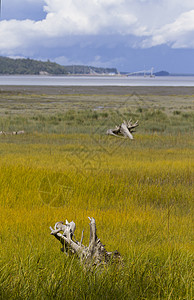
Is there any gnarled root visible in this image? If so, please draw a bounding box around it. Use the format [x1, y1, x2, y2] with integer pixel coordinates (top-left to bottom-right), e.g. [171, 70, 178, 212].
[50, 217, 122, 267]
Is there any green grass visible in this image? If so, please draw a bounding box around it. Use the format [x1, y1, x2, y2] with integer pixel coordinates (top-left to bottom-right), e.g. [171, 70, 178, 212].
[0, 92, 193, 135]
[0, 91, 193, 299]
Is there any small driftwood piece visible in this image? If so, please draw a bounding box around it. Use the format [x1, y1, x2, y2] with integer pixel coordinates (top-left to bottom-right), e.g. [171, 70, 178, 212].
[50, 217, 121, 267]
[0, 131, 6, 135]
[12, 130, 25, 135]
[0, 130, 25, 135]
[107, 120, 139, 139]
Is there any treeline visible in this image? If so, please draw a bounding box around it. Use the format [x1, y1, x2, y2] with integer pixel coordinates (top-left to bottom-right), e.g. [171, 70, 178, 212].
[0, 56, 118, 75]
[0, 57, 67, 75]
[62, 65, 118, 75]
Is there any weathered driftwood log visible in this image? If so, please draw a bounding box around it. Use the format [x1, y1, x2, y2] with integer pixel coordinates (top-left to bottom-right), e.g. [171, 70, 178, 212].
[0, 130, 25, 135]
[107, 119, 139, 139]
[50, 217, 121, 267]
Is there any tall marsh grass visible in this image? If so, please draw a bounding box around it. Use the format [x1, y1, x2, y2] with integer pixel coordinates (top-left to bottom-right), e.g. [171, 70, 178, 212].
[0, 133, 193, 299]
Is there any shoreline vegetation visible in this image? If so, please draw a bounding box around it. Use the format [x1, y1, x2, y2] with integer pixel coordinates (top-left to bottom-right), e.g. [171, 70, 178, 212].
[0, 56, 118, 75]
[0, 86, 193, 299]
[0, 56, 174, 76]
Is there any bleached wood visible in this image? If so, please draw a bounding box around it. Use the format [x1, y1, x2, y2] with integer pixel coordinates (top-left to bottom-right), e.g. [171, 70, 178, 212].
[50, 217, 122, 267]
[0, 130, 25, 135]
[107, 119, 139, 139]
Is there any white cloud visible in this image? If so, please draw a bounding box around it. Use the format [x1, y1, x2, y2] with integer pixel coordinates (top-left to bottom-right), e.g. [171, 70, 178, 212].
[1, 0, 194, 57]
[0, 19, 36, 49]
[41, 0, 140, 36]
[142, 10, 194, 48]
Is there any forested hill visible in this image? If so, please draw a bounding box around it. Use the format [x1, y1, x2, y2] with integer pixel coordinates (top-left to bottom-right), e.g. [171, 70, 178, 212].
[0, 56, 118, 75]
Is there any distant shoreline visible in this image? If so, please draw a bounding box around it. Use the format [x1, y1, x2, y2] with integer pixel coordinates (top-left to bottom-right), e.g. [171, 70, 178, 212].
[1, 73, 194, 77]
[1, 85, 194, 96]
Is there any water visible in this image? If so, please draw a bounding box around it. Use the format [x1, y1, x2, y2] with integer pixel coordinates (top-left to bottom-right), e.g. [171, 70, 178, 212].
[0, 75, 194, 86]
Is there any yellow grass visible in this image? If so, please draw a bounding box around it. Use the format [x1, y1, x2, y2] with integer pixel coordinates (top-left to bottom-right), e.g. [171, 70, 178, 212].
[0, 133, 193, 299]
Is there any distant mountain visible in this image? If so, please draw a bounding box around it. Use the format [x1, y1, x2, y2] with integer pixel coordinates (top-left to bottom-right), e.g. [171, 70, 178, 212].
[0, 56, 118, 75]
[154, 70, 169, 76]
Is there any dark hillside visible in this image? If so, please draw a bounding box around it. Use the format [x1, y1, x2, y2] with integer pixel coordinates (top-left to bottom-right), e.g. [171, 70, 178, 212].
[0, 56, 118, 75]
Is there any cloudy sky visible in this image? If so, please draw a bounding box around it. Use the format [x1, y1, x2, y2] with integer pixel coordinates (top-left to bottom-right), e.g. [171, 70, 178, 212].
[1, 0, 194, 73]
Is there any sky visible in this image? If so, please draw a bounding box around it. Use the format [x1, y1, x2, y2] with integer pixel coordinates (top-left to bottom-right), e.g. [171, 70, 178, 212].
[1, 0, 194, 73]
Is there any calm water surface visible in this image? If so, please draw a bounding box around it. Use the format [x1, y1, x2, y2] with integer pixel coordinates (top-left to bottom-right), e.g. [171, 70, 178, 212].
[1, 75, 194, 86]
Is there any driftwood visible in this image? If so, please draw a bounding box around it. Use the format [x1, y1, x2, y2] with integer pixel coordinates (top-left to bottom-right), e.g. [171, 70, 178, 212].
[0, 130, 25, 135]
[107, 120, 139, 139]
[50, 217, 121, 267]
[0, 131, 6, 135]
[12, 130, 25, 135]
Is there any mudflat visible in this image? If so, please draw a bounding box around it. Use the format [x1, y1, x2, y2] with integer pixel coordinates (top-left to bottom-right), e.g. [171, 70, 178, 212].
[1, 85, 194, 95]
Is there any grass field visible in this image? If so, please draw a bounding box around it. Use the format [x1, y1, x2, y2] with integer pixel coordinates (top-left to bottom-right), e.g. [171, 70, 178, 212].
[0, 88, 193, 299]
